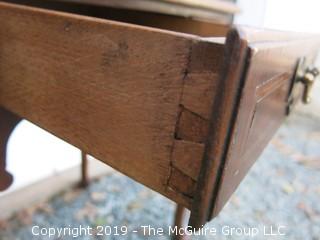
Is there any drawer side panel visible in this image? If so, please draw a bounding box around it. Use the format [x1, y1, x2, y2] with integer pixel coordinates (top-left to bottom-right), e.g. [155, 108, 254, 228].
[0, 2, 196, 206]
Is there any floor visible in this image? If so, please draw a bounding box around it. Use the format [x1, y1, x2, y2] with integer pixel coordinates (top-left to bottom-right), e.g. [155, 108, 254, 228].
[0, 109, 319, 240]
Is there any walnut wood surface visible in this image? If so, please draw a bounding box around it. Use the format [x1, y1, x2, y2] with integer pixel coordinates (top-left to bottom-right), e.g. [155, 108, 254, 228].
[0, 1, 319, 230]
[0, 2, 223, 208]
[190, 27, 320, 228]
[173, 204, 191, 240]
[212, 30, 320, 217]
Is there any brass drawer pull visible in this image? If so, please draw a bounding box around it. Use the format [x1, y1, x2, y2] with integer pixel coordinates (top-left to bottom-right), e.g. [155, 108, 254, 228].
[300, 67, 319, 104]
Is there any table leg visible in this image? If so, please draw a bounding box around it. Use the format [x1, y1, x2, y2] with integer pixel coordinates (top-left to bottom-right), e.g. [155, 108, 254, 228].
[0, 107, 21, 191]
[172, 204, 191, 240]
[80, 151, 89, 187]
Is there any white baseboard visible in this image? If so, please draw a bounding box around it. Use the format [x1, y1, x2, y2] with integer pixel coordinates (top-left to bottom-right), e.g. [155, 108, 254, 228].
[0, 158, 113, 220]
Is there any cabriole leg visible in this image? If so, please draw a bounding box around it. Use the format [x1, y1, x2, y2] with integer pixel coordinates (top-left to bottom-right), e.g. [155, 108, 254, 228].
[0, 107, 21, 191]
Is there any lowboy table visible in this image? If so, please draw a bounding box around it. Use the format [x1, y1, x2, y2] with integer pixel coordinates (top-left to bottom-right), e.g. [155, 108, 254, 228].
[0, 1, 319, 239]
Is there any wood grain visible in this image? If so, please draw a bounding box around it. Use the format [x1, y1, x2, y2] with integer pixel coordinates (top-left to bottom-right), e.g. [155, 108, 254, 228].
[1, 1, 317, 230]
[0, 2, 223, 208]
[190, 26, 320, 228]
[0, 1, 194, 205]
[212, 33, 320, 216]
[167, 40, 224, 201]
[189, 28, 249, 228]
[171, 140, 204, 181]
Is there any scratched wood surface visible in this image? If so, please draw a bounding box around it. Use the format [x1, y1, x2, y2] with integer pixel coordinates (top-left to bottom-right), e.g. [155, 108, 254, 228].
[190, 27, 320, 228]
[1, 1, 319, 230]
[0, 2, 224, 208]
[211, 32, 320, 217]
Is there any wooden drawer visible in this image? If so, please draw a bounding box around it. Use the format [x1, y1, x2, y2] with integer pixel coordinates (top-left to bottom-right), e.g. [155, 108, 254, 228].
[0, 1, 319, 228]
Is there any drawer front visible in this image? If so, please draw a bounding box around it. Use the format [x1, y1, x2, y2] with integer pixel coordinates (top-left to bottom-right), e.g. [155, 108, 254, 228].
[214, 36, 320, 215]
[190, 28, 320, 227]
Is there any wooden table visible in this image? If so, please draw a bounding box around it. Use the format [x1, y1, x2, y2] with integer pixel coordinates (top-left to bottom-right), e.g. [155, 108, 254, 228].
[0, 1, 319, 238]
